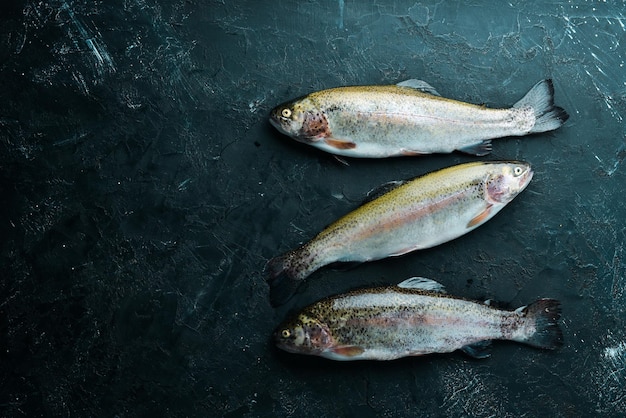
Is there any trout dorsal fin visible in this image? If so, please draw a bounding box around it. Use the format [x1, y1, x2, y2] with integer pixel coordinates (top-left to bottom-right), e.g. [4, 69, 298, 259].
[396, 79, 441, 96]
[397, 277, 446, 293]
[363, 180, 407, 204]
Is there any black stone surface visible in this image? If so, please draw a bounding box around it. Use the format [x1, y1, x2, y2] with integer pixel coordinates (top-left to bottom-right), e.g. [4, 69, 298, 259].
[1, 1, 625, 416]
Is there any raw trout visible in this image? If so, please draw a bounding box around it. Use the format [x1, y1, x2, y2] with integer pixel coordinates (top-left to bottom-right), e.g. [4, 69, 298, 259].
[274, 277, 563, 361]
[266, 161, 533, 305]
[269, 79, 568, 157]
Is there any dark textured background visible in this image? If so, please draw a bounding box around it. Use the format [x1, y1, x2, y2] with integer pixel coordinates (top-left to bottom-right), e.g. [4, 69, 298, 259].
[1, 1, 625, 416]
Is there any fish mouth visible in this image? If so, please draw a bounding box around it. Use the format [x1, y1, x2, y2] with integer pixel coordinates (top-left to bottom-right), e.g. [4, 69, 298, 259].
[269, 110, 298, 139]
[268, 116, 316, 144]
[272, 326, 305, 353]
[273, 330, 293, 352]
[275, 342, 302, 354]
[273, 334, 311, 355]
[268, 115, 283, 131]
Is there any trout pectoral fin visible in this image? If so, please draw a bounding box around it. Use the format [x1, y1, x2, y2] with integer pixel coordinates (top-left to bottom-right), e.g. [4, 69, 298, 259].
[324, 137, 357, 150]
[467, 205, 493, 228]
[401, 149, 429, 156]
[329, 345, 365, 358]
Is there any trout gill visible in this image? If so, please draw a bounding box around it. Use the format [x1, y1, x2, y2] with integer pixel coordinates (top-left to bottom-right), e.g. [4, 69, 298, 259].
[274, 277, 563, 361]
[266, 161, 533, 306]
[270, 79, 568, 157]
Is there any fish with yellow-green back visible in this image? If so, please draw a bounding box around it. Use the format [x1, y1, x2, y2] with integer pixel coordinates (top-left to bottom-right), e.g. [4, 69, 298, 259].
[274, 277, 563, 361]
[266, 161, 533, 306]
[270, 79, 568, 157]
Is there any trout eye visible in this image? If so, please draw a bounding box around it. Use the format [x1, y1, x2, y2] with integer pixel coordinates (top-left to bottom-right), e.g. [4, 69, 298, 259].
[281, 329, 291, 339]
[281, 108, 292, 119]
[514, 166, 523, 176]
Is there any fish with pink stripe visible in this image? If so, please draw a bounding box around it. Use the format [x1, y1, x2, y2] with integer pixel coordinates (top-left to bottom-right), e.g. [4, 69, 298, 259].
[274, 277, 563, 361]
[266, 161, 533, 305]
[270, 79, 568, 158]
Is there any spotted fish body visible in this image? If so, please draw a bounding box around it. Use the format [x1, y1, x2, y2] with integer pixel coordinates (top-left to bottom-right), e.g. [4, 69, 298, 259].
[266, 161, 533, 306]
[274, 277, 563, 361]
[269, 79, 568, 157]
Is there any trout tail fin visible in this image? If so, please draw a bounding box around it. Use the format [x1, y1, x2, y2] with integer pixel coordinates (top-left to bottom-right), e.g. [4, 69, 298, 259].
[265, 251, 301, 307]
[513, 79, 569, 133]
[517, 298, 563, 350]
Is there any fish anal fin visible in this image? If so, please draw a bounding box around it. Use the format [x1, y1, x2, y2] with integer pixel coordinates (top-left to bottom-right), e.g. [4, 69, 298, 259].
[467, 205, 493, 228]
[458, 140, 492, 156]
[327, 261, 362, 271]
[325, 138, 357, 150]
[461, 340, 492, 359]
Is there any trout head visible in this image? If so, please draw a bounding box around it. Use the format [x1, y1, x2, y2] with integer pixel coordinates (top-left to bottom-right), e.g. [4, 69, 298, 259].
[485, 162, 534, 204]
[270, 98, 330, 143]
[274, 313, 332, 356]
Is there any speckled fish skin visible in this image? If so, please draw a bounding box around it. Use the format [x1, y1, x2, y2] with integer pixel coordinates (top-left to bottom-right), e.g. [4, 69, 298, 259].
[266, 161, 533, 306]
[274, 278, 563, 361]
[269, 79, 569, 157]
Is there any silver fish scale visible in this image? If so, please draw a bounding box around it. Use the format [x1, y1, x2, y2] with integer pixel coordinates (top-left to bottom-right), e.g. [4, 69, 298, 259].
[311, 289, 511, 355]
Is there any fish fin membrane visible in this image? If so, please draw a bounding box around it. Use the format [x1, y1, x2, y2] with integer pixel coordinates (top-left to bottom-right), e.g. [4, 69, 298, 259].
[332, 155, 350, 166]
[458, 139, 492, 156]
[401, 149, 429, 156]
[518, 298, 563, 349]
[397, 277, 446, 293]
[363, 180, 407, 204]
[265, 253, 301, 307]
[467, 204, 493, 228]
[327, 261, 362, 271]
[329, 345, 365, 359]
[461, 340, 492, 359]
[396, 79, 441, 96]
[513, 79, 570, 133]
[324, 137, 357, 150]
